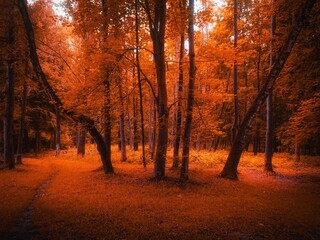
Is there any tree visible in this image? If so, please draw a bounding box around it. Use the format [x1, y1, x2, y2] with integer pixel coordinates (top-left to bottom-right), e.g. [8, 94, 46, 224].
[55, 105, 61, 156]
[142, 0, 168, 180]
[135, 0, 146, 167]
[4, 0, 15, 169]
[220, 0, 317, 179]
[77, 123, 86, 157]
[231, 0, 239, 143]
[16, 80, 27, 164]
[172, 0, 187, 168]
[264, 0, 275, 172]
[17, 0, 114, 174]
[118, 78, 127, 162]
[180, 0, 196, 180]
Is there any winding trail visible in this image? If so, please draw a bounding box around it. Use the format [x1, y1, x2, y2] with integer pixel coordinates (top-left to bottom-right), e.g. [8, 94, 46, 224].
[8, 167, 59, 240]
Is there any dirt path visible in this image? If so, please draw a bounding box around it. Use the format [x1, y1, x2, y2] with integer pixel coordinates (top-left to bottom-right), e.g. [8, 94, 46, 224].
[8, 167, 59, 240]
[1, 153, 319, 239]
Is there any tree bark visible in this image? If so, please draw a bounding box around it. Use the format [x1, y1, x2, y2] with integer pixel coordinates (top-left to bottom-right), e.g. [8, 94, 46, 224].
[133, 96, 139, 151]
[173, 33, 185, 168]
[101, 0, 113, 173]
[181, 0, 196, 180]
[103, 78, 112, 169]
[220, 0, 316, 179]
[148, 97, 153, 151]
[118, 80, 127, 162]
[16, 81, 27, 164]
[135, 0, 146, 167]
[253, 46, 261, 156]
[55, 105, 61, 156]
[128, 110, 134, 150]
[77, 127, 86, 157]
[148, 96, 157, 159]
[18, 0, 114, 173]
[231, 0, 239, 143]
[145, 0, 168, 180]
[265, 0, 276, 172]
[4, 0, 15, 169]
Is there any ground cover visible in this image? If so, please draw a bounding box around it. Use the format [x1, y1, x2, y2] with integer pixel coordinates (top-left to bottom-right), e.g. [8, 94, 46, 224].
[0, 147, 319, 239]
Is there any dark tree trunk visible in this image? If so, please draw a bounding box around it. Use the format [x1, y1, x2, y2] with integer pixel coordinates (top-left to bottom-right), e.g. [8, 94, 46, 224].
[128, 110, 134, 150]
[4, 0, 15, 169]
[254, 45, 261, 156]
[148, 96, 157, 159]
[16, 81, 27, 164]
[181, 0, 196, 180]
[101, 0, 113, 173]
[144, 0, 168, 179]
[173, 33, 185, 168]
[103, 78, 112, 167]
[265, 1, 276, 172]
[77, 128, 86, 157]
[135, 0, 146, 167]
[231, 0, 239, 143]
[265, 88, 274, 170]
[18, 0, 114, 173]
[148, 97, 153, 151]
[55, 105, 61, 156]
[118, 80, 127, 162]
[89, 127, 113, 173]
[133, 96, 139, 151]
[220, 0, 316, 179]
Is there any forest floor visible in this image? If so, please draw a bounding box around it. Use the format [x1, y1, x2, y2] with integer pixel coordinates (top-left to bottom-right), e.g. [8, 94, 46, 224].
[0, 146, 319, 240]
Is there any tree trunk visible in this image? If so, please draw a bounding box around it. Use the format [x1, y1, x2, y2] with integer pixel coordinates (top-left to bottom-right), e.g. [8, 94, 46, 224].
[118, 80, 127, 162]
[149, 96, 157, 159]
[220, 0, 316, 179]
[265, 87, 274, 170]
[133, 96, 139, 151]
[18, 0, 114, 173]
[16, 81, 27, 164]
[145, 0, 168, 180]
[181, 0, 196, 180]
[135, 0, 146, 167]
[148, 97, 153, 151]
[128, 110, 134, 150]
[231, 0, 239, 143]
[55, 105, 61, 156]
[101, 0, 113, 173]
[89, 127, 113, 173]
[77, 126, 86, 157]
[173, 33, 185, 168]
[4, 0, 15, 169]
[152, 98, 157, 160]
[265, 0, 276, 172]
[103, 78, 112, 166]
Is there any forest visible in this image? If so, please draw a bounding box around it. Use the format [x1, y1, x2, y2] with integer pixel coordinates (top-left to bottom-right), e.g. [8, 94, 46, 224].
[0, 0, 319, 239]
